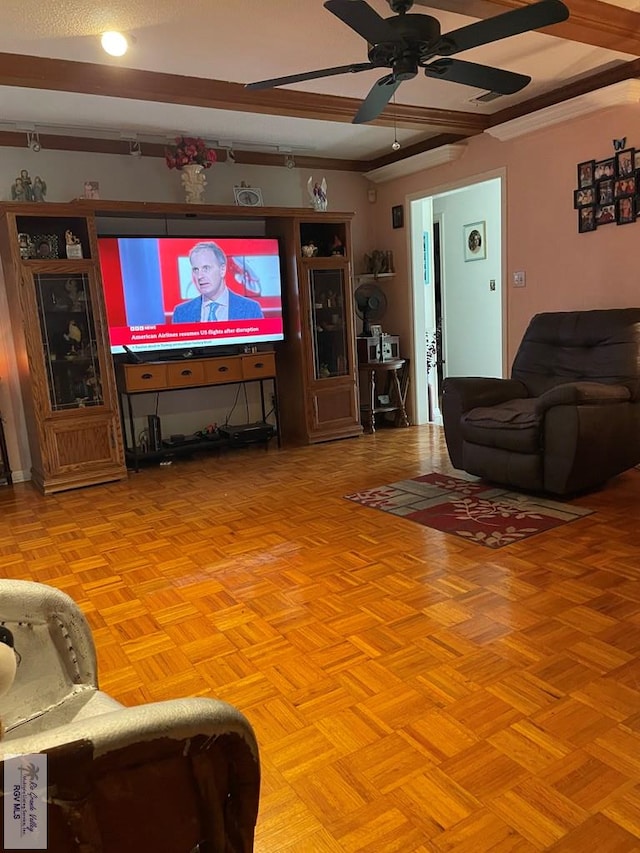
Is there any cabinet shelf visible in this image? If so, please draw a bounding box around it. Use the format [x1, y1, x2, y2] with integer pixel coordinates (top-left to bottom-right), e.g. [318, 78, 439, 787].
[355, 273, 395, 284]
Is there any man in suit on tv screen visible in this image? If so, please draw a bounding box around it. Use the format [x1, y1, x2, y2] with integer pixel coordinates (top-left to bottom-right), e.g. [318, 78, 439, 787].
[172, 241, 263, 323]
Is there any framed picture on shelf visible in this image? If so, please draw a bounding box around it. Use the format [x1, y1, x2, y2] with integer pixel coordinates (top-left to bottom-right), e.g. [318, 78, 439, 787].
[233, 186, 263, 207]
[577, 160, 595, 188]
[578, 206, 596, 233]
[29, 234, 59, 260]
[369, 324, 383, 337]
[463, 221, 486, 261]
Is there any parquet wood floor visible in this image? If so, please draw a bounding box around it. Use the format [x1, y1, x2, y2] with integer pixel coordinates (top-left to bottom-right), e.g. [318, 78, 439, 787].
[1, 426, 640, 851]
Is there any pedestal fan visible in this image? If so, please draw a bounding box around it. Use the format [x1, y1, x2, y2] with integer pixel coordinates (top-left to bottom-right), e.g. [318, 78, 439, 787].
[355, 283, 388, 336]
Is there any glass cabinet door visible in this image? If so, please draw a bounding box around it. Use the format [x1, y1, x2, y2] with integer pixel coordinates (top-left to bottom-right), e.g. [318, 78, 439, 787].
[309, 267, 350, 381]
[34, 272, 105, 411]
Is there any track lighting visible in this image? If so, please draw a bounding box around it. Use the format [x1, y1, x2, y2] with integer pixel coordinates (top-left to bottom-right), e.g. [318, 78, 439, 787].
[26, 131, 41, 152]
[128, 140, 142, 157]
[284, 154, 295, 169]
[227, 148, 236, 164]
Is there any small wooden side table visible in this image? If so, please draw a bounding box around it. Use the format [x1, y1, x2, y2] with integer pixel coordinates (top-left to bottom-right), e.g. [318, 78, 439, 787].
[0, 413, 12, 485]
[358, 358, 410, 434]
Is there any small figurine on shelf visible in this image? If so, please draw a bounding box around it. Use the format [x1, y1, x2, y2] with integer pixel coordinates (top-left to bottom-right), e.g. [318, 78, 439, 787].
[307, 176, 328, 212]
[84, 366, 102, 403]
[32, 176, 47, 202]
[64, 278, 85, 311]
[11, 177, 27, 202]
[301, 242, 318, 258]
[330, 234, 344, 256]
[65, 230, 83, 259]
[63, 320, 83, 356]
[83, 181, 100, 199]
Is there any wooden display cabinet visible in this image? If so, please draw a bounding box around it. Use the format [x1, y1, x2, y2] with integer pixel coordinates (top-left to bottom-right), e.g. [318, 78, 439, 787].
[0, 205, 126, 493]
[271, 215, 362, 444]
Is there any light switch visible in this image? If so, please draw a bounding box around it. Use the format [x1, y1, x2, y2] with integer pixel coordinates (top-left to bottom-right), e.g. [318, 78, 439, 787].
[489, 279, 496, 291]
[513, 271, 526, 288]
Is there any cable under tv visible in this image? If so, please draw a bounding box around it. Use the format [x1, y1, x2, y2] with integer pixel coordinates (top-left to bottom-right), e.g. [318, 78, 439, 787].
[218, 422, 275, 444]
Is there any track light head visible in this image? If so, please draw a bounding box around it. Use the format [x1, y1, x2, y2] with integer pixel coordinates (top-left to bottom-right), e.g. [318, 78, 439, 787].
[26, 131, 41, 152]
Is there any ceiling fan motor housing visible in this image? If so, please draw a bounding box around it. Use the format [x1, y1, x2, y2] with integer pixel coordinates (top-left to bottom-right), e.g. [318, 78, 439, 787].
[368, 14, 442, 72]
[388, 0, 414, 12]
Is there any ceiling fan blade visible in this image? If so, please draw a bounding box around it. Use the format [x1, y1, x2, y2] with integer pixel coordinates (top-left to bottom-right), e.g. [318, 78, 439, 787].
[434, 0, 569, 56]
[353, 74, 401, 124]
[246, 62, 375, 90]
[324, 0, 396, 45]
[425, 58, 530, 94]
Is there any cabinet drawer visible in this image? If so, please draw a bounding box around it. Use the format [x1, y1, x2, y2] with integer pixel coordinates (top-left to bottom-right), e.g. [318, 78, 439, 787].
[203, 358, 243, 385]
[166, 360, 205, 388]
[242, 353, 276, 379]
[122, 364, 168, 392]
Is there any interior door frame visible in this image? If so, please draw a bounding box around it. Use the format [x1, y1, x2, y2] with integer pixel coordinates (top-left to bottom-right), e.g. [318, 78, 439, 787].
[408, 167, 508, 425]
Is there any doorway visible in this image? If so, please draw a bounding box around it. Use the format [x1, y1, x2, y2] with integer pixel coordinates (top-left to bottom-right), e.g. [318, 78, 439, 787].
[410, 174, 505, 425]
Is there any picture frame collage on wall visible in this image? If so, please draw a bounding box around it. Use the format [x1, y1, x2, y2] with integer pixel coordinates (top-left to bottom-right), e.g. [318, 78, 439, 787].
[575, 147, 639, 232]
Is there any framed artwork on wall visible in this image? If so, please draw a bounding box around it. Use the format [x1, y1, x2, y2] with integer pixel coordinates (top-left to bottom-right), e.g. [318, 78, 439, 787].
[391, 205, 404, 229]
[463, 221, 486, 261]
[578, 206, 596, 233]
[577, 160, 595, 188]
[615, 148, 635, 178]
[616, 196, 635, 225]
[574, 187, 596, 208]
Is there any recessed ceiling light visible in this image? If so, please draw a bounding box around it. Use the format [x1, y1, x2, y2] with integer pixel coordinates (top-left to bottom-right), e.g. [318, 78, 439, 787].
[101, 31, 128, 57]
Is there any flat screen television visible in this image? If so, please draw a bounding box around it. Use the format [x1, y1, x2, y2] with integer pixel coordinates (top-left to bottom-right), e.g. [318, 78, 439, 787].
[98, 236, 284, 357]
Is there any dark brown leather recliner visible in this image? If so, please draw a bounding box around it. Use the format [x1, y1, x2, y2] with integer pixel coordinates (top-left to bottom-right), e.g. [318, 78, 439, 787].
[442, 308, 640, 495]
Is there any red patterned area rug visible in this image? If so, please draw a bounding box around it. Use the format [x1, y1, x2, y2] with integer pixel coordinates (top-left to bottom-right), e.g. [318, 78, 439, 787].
[345, 473, 594, 549]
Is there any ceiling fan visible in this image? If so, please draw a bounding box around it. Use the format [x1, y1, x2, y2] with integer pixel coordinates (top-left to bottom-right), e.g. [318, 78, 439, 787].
[246, 0, 569, 124]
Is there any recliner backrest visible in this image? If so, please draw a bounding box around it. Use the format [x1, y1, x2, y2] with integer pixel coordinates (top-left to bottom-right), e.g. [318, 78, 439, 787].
[511, 308, 640, 398]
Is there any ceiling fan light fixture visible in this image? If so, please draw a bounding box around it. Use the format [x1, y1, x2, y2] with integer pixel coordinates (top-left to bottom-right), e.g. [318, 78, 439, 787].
[101, 31, 129, 57]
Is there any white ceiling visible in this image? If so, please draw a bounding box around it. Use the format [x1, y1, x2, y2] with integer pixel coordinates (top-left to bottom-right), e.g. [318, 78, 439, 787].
[0, 0, 636, 161]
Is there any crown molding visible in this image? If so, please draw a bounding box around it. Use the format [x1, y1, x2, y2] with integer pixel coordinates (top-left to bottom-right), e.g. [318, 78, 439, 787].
[486, 79, 640, 141]
[363, 144, 467, 183]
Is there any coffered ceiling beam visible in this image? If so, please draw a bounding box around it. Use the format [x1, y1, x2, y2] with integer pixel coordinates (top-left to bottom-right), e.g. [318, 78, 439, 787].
[413, 0, 640, 55]
[0, 52, 487, 136]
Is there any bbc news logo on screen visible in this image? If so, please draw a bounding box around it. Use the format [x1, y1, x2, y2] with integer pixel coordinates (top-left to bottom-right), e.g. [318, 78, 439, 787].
[3, 754, 47, 849]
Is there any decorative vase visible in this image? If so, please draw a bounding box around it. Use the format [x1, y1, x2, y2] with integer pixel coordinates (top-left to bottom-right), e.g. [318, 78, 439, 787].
[180, 164, 207, 204]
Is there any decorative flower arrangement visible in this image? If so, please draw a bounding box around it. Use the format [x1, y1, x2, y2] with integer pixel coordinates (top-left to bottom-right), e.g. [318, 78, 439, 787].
[165, 136, 217, 170]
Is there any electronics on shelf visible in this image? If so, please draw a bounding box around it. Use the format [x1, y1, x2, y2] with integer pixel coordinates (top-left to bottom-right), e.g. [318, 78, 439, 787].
[98, 236, 285, 360]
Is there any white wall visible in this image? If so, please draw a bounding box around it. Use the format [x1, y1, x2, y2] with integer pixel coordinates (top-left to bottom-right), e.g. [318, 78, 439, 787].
[433, 178, 502, 378]
[0, 146, 373, 481]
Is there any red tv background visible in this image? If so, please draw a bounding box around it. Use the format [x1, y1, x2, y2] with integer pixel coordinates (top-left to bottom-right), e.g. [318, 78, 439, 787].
[98, 236, 284, 352]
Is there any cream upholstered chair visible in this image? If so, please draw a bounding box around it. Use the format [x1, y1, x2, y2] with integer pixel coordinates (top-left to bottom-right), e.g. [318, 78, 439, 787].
[0, 579, 260, 853]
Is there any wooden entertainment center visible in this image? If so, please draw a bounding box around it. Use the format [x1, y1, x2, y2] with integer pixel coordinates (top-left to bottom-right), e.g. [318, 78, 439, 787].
[0, 199, 362, 494]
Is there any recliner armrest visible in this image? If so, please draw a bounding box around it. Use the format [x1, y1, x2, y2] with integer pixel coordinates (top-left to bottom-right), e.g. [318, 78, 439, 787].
[535, 381, 631, 414]
[442, 377, 529, 413]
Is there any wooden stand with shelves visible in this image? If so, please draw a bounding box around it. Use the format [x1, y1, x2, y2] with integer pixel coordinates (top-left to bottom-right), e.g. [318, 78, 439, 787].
[268, 215, 362, 445]
[117, 352, 278, 471]
[0, 204, 126, 494]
